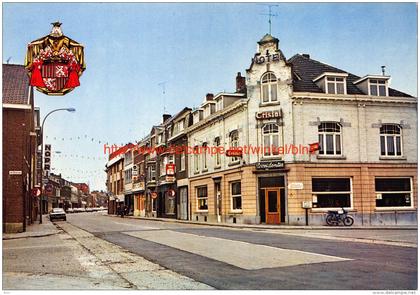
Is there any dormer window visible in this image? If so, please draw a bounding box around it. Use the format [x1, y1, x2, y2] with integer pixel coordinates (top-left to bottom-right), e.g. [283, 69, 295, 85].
[261, 72, 277, 103]
[326, 77, 345, 94]
[216, 98, 223, 112]
[354, 75, 389, 97]
[369, 79, 387, 96]
[313, 72, 348, 95]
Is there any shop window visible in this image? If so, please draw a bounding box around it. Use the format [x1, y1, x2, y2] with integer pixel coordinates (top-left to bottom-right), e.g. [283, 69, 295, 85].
[197, 186, 208, 211]
[312, 178, 352, 208]
[165, 192, 175, 215]
[375, 178, 412, 208]
[231, 181, 242, 210]
[380, 124, 402, 157]
[261, 72, 278, 103]
[262, 123, 279, 157]
[318, 122, 342, 156]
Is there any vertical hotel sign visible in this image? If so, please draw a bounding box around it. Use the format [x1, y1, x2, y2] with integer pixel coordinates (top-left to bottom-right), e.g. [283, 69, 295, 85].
[24, 22, 86, 95]
[44, 144, 51, 174]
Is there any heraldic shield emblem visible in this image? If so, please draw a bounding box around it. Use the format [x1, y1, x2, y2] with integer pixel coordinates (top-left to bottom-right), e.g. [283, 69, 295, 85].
[25, 22, 86, 95]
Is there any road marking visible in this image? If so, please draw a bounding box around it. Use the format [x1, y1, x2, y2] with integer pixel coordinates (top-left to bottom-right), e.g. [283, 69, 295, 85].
[124, 230, 351, 270]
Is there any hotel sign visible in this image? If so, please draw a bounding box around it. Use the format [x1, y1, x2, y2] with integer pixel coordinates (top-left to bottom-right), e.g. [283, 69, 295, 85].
[256, 160, 284, 170]
[255, 110, 282, 120]
[253, 53, 281, 65]
[44, 144, 51, 171]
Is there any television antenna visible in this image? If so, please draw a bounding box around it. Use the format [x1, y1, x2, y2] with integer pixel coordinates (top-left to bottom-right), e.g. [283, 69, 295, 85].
[158, 81, 168, 113]
[259, 4, 279, 35]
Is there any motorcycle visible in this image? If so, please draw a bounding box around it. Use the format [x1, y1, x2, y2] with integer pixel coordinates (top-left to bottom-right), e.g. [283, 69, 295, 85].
[326, 207, 354, 226]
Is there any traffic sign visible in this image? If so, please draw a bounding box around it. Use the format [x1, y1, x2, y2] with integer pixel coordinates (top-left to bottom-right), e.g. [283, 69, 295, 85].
[32, 187, 41, 197]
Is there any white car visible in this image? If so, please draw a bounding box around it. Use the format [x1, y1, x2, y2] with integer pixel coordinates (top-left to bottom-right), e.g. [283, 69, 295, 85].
[49, 208, 66, 221]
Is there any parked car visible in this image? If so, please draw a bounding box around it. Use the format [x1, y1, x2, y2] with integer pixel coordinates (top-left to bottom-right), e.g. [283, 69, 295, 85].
[86, 207, 93, 212]
[67, 208, 74, 214]
[49, 208, 66, 221]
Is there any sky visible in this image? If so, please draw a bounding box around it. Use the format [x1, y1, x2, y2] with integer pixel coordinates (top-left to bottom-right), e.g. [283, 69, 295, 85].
[3, 2, 417, 190]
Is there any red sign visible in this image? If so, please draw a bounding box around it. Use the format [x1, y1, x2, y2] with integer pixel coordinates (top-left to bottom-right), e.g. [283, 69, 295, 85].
[45, 184, 53, 196]
[309, 142, 320, 153]
[151, 192, 158, 199]
[25, 22, 85, 95]
[166, 164, 175, 176]
[32, 187, 41, 197]
[226, 149, 243, 157]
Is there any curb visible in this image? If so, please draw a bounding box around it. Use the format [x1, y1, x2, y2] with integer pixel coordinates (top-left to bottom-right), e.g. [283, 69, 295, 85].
[3, 230, 62, 240]
[106, 214, 418, 230]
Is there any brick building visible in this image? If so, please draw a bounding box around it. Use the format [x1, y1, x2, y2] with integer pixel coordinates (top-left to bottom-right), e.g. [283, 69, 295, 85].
[3, 64, 41, 233]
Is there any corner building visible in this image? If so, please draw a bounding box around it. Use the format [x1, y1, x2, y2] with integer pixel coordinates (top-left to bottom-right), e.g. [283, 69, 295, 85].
[187, 34, 417, 225]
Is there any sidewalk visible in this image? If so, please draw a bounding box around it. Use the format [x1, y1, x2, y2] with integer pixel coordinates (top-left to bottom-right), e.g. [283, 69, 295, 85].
[3, 215, 61, 240]
[119, 215, 417, 230]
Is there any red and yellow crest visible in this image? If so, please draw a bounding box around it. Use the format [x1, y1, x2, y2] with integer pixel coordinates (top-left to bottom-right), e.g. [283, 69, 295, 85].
[25, 22, 86, 95]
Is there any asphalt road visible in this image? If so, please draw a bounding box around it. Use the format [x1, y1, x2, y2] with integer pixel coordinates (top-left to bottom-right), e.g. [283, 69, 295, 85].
[65, 213, 417, 290]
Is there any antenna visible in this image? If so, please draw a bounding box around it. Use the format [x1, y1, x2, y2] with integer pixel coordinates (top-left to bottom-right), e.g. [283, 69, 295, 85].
[259, 4, 279, 35]
[6, 57, 12, 64]
[158, 81, 168, 113]
[381, 65, 386, 76]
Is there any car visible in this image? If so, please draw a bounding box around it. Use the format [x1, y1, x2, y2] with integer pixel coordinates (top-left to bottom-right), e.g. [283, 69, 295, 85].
[67, 208, 74, 213]
[49, 208, 66, 221]
[86, 207, 93, 212]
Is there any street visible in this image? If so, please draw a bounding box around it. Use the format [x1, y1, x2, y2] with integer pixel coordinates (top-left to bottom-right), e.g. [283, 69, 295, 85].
[3, 212, 417, 290]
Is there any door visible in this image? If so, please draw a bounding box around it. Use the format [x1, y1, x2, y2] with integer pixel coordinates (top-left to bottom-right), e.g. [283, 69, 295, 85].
[265, 188, 280, 224]
[215, 182, 221, 222]
[179, 187, 188, 220]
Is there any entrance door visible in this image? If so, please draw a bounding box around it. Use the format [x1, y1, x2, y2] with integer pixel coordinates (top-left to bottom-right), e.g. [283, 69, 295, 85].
[215, 182, 221, 222]
[265, 188, 280, 224]
[179, 187, 188, 220]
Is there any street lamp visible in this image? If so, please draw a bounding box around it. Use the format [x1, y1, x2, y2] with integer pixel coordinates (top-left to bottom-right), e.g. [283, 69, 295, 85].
[39, 108, 76, 224]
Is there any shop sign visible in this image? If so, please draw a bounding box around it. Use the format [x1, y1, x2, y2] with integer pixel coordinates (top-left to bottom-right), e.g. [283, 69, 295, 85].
[151, 192, 158, 199]
[226, 149, 243, 157]
[256, 160, 284, 170]
[302, 201, 313, 209]
[166, 175, 175, 183]
[25, 22, 86, 95]
[288, 182, 304, 190]
[133, 182, 145, 191]
[255, 110, 282, 120]
[166, 164, 175, 176]
[45, 184, 53, 196]
[9, 170, 22, 175]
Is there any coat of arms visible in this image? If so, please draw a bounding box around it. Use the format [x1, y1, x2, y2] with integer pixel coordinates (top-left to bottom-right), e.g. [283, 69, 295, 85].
[25, 22, 86, 95]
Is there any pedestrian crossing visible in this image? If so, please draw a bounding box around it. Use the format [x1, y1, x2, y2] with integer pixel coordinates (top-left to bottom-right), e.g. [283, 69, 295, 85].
[124, 230, 351, 270]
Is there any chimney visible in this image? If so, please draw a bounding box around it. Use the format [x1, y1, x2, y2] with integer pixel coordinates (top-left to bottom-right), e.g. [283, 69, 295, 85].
[236, 72, 246, 94]
[206, 93, 214, 101]
[381, 66, 386, 76]
[302, 54, 310, 59]
[162, 114, 171, 123]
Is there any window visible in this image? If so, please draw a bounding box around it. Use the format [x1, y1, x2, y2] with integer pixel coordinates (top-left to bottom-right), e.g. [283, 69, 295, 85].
[326, 77, 345, 94]
[148, 165, 156, 181]
[125, 169, 132, 183]
[369, 79, 387, 96]
[216, 99, 223, 111]
[318, 122, 342, 156]
[194, 146, 199, 172]
[312, 178, 352, 208]
[229, 130, 240, 163]
[160, 156, 167, 176]
[214, 137, 221, 167]
[202, 142, 208, 170]
[197, 186, 208, 210]
[380, 124, 402, 157]
[231, 182, 242, 210]
[180, 153, 185, 171]
[375, 178, 412, 208]
[261, 72, 278, 103]
[263, 123, 279, 157]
